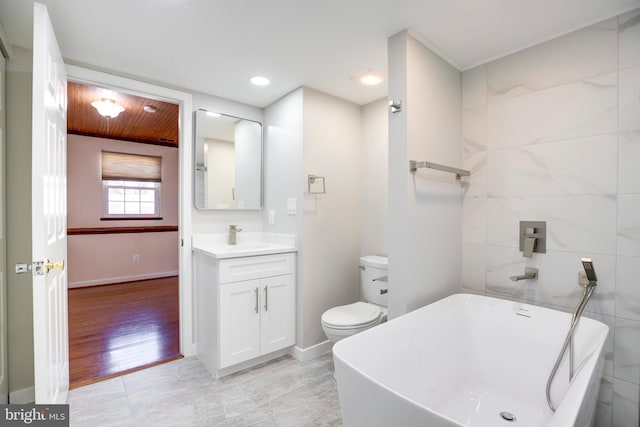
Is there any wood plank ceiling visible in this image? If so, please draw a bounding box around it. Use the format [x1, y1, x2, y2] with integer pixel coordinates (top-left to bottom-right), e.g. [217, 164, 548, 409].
[67, 82, 179, 147]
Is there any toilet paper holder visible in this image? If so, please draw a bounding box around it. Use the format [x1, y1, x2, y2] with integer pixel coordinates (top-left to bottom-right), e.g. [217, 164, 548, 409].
[519, 221, 546, 258]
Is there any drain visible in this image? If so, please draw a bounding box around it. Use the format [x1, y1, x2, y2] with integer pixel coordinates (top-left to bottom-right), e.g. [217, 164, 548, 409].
[500, 411, 517, 422]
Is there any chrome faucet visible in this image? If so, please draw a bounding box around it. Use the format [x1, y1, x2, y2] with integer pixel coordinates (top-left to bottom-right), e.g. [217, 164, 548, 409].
[229, 224, 242, 245]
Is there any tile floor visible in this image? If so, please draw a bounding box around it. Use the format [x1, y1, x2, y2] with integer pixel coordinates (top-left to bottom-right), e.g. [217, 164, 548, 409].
[67, 354, 343, 427]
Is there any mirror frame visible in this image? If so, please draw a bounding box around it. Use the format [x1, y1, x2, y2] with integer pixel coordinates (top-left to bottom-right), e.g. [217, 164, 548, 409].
[193, 109, 263, 210]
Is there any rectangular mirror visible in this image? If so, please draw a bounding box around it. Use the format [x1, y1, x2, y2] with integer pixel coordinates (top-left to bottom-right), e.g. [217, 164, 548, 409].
[194, 109, 262, 210]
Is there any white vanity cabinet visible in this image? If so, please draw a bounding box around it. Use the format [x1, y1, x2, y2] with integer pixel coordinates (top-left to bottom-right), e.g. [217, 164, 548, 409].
[193, 246, 296, 377]
[219, 273, 295, 367]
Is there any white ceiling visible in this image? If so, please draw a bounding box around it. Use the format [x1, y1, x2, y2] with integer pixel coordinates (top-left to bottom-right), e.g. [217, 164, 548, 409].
[0, 0, 638, 108]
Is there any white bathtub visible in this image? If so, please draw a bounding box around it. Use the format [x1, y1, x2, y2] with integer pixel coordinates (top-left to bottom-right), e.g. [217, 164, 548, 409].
[333, 293, 608, 427]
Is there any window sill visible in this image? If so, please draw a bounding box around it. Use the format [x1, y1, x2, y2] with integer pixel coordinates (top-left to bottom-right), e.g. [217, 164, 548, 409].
[100, 217, 163, 221]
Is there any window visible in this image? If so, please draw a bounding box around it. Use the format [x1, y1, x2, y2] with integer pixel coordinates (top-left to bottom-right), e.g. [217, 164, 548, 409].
[103, 180, 160, 216]
[101, 151, 162, 218]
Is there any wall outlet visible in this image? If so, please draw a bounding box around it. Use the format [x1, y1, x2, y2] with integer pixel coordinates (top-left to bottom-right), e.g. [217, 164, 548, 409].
[133, 254, 140, 263]
[268, 209, 276, 225]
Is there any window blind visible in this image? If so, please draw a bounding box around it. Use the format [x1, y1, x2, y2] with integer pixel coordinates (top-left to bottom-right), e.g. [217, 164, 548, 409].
[101, 151, 162, 182]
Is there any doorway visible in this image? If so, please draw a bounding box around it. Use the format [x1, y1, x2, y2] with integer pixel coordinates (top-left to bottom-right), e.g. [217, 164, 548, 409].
[66, 81, 182, 387]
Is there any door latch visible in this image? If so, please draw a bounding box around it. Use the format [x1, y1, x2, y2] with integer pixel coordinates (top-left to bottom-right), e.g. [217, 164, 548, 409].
[15, 259, 64, 276]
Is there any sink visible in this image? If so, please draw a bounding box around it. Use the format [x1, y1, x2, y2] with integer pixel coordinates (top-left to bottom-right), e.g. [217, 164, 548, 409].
[192, 233, 297, 259]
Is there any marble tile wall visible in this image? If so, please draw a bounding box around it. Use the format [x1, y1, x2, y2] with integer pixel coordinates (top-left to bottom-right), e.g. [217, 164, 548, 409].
[461, 8, 640, 427]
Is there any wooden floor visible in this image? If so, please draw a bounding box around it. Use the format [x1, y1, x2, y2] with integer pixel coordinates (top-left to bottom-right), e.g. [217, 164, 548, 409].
[68, 276, 181, 389]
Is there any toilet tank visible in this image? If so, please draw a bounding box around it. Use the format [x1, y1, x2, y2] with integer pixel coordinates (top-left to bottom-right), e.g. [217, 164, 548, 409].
[360, 256, 388, 307]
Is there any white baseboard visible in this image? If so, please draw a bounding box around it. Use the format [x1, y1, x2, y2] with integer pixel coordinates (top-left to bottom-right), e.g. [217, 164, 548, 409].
[10, 386, 34, 404]
[68, 271, 179, 288]
[290, 340, 333, 362]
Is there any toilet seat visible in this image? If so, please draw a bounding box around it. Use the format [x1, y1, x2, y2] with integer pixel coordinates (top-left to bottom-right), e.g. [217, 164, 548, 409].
[321, 302, 381, 329]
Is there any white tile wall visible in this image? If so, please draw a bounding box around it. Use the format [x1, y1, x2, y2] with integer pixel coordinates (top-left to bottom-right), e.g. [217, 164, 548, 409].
[487, 73, 617, 149]
[618, 195, 640, 256]
[618, 9, 640, 70]
[613, 379, 640, 427]
[615, 318, 640, 386]
[487, 135, 617, 197]
[487, 18, 618, 102]
[486, 196, 617, 253]
[616, 256, 640, 321]
[461, 9, 640, 427]
[618, 65, 640, 194]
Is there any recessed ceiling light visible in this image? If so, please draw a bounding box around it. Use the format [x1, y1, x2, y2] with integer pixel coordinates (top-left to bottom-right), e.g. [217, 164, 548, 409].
[143, 105, 157, 113]
[250, 76, 270, 86]
[352, 69, 386, 86]
[206, 111, 221, 117]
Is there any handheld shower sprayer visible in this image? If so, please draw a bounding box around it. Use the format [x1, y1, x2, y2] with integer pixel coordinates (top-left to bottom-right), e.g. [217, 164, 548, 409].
[546, 257, 599, 412]
[581, 258, 597, 284]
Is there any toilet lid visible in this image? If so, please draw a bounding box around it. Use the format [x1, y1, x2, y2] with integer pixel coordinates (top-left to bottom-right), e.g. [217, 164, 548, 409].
[322, 302, 381, 328]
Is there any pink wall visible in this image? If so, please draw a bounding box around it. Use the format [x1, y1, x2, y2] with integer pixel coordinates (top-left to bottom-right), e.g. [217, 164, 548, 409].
[67, 134, 179, 227]
[67, 232, 179, 287]
[67, 134, 179, 286]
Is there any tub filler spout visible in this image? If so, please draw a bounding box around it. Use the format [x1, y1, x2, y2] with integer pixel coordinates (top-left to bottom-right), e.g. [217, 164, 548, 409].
[510, 267, 538, 281]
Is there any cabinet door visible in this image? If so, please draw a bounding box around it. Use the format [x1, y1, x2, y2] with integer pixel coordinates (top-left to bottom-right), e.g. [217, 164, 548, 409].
[219, 280, 261, 368]
[260, 274, 295, 355]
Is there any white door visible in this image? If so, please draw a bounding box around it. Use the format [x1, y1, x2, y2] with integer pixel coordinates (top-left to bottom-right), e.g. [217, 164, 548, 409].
[31, 2, 69, 404]
[219, 280, 260, 368]
[260, 274, 295, 355]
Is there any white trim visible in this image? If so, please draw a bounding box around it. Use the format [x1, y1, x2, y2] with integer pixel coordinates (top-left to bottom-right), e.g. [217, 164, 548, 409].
[68, 271, 179, 288]
[65, 64, 194, 357]
[9, 386, 35, 404]
[289, 340, 333, 362]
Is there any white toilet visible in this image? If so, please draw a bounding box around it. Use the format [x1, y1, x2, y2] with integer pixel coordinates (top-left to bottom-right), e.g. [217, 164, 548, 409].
[321, 255, 388, 343]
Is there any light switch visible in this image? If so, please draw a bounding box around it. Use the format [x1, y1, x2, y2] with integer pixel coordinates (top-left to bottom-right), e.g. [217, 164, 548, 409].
[268, 210, 276, 225]
[287, 198, 297, 215]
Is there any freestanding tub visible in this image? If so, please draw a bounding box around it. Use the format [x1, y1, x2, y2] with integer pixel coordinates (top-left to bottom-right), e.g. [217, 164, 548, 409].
[333, 293, 608, 427]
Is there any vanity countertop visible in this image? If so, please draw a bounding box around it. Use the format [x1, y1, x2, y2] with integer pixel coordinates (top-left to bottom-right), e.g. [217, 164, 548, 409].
[192, 232, 297, 259]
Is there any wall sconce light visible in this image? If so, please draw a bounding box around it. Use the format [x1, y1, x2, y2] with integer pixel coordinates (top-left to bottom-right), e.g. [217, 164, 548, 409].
[91, 98, 125, 118]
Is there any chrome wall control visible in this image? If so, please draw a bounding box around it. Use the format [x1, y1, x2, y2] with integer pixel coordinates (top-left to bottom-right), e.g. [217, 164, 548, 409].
[519, 221, 546, 257]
